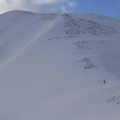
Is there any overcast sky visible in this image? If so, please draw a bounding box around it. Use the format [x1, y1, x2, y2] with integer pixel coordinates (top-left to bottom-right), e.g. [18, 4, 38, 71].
[0, 0, 120, 19]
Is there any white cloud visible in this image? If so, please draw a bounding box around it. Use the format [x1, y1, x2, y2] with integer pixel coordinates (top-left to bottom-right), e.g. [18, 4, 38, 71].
[61, 6, 68, 13]
[0, 0, 6, 4]
[11, 0, 22, 4]
[0, 0, 78, 14]
[33, 0, 65, 4]
[68, 2, 78, 8]
[0, 0, 25, 13]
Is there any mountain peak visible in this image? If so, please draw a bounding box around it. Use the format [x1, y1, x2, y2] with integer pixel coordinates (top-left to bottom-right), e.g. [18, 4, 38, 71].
[0, 10, 120, 120]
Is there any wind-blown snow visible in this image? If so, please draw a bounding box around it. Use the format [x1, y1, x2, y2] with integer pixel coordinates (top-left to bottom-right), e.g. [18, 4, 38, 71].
[0, 10, 120, 120]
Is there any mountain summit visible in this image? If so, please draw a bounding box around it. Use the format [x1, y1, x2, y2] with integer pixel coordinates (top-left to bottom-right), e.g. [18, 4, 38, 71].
[0, 10, 120, 120]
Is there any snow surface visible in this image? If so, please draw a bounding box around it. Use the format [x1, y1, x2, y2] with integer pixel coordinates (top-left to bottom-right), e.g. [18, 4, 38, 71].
[0, 10, 120, 120]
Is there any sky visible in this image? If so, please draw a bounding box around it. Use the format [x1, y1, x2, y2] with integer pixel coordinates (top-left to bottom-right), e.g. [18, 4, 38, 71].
[0, 0, 120, 19]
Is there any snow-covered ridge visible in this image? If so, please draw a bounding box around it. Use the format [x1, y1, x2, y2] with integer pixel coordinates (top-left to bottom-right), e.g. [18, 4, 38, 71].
[62, 14, 117, 35]
[0, 10, 120, 120]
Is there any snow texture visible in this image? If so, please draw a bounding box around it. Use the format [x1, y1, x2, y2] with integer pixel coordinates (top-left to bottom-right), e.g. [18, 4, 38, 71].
[0, 10, 120, 120]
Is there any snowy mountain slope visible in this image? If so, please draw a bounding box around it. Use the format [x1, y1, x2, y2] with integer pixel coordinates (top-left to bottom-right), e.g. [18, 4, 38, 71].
[0, 10, 120, 120]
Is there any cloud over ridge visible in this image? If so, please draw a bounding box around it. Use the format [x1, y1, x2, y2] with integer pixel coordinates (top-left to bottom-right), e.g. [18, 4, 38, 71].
[0, 0, 78, 14]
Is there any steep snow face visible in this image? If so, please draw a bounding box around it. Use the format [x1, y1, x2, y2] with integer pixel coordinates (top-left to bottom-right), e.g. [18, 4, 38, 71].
[0, 11, 59, 67]
[0, 10, 120, 120]
[62, 14, 117, 35]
